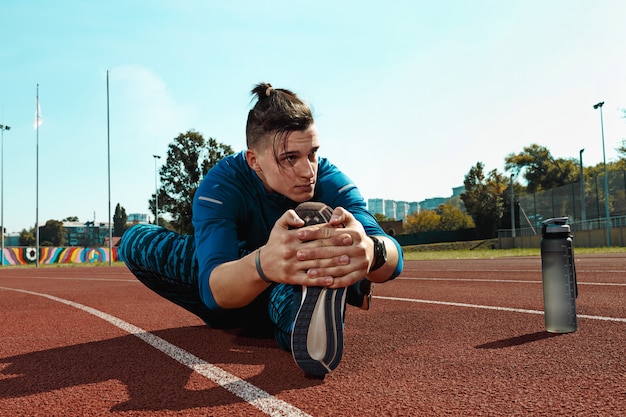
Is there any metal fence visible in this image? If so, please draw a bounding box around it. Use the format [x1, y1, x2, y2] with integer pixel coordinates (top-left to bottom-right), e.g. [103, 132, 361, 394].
[499, 215, 626, 238]
[502, 169, 626, 236]
[496, 168, 626, 244]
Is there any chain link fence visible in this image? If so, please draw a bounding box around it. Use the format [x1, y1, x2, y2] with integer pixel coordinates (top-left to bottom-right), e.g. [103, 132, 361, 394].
[499, 169, 626, 246]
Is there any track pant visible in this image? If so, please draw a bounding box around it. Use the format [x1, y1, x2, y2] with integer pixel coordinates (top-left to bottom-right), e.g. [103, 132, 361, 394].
[118, 223, 298, 350]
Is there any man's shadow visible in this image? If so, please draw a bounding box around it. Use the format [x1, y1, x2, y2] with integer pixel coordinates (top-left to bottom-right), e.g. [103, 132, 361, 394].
[0, 325, 321, 412]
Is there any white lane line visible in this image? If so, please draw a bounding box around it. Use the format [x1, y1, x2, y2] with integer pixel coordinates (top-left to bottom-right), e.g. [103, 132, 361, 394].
[403, 269, 626, 274]
[0, 276, 138, 282]
[374, 296, 626, 323]
[399, 277, 626, 286]
[0, 286, 312, 417]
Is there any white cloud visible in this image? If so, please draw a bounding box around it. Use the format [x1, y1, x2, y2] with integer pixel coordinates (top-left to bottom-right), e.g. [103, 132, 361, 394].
[109, 65, 192, 145]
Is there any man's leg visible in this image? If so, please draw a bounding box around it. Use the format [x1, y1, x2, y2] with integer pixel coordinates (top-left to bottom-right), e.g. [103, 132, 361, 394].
[118, 224, 214, 320]
[268, 284, 300, 351]
[119, 224, 273, 332]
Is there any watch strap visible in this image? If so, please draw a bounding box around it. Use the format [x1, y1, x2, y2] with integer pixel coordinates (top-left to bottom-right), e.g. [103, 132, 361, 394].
[368, 235, 387, 272]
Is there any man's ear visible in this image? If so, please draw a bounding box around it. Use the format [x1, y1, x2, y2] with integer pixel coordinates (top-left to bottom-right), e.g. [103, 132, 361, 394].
[245, 149, 262, 172]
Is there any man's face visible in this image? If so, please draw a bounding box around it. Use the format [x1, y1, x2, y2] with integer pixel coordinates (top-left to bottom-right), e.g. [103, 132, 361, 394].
[246, 124, 319, 203]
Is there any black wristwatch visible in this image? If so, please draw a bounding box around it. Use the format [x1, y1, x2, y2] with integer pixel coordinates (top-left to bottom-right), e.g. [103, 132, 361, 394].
[368, 235, 387, 272]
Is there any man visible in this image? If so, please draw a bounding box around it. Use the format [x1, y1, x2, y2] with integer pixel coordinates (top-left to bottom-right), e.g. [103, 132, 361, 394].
[120, 82, 403, 376]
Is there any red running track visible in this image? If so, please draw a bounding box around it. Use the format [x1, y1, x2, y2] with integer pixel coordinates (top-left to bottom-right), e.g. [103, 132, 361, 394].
[1, 255, 625, 416]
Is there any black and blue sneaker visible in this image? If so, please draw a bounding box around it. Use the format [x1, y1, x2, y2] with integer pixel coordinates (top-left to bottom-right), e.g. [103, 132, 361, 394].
[291, 202, 347, 377]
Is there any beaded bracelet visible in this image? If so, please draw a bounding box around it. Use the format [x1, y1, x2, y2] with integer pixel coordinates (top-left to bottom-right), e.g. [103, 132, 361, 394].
[255, 248, 272, 283]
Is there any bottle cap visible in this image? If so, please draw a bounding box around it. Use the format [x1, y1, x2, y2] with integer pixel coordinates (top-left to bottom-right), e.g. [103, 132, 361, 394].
[542, 217, 570, 234]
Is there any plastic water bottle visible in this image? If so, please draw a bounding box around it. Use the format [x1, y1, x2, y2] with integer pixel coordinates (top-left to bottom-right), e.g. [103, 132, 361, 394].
[541, 217, 578, 333]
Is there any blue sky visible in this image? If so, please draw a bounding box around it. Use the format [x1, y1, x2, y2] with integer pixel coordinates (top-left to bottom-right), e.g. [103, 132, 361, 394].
[1, 0, 625, 234]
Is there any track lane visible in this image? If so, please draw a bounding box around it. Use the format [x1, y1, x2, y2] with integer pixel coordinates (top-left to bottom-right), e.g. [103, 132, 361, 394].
[1, 257, 624, 416]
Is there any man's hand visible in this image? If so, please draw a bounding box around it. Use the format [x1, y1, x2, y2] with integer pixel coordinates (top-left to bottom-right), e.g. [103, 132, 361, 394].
[293, 207, 373, 289]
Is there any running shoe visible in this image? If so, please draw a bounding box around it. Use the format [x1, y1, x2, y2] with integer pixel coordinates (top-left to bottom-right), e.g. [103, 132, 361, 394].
[291, 202, 347, 376]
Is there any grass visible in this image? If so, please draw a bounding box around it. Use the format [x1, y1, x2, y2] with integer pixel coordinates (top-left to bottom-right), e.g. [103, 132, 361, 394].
[2, 242, 624, 267]
[402, 239, 626, 260]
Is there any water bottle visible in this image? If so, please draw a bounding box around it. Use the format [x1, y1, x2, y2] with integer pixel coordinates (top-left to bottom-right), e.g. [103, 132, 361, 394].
[541, 217, 578, 333]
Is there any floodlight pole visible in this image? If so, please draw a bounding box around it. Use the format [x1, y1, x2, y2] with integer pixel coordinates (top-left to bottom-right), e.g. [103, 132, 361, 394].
[510, 174, 515, 238]
[0, 123, 10, 267]
[107, 71, 112, 265]
[593, 101, 610, 247]
[153, 154, 161, 225]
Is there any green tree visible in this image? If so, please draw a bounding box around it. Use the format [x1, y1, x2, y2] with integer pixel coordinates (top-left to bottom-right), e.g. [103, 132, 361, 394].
[403, 204, 474, 233]
[461, 162, 507, 238]
[113, 203, 128, 237]
[373, 213, 388, 222]
[585, 161, 626, 217]
[62, 216, 79, 222]
[437, 203, 475, 231]
[617, 139, 626, 160]
[155, 131, 234, 234]
[19, 228, 35, 246]
[504, 144, 579, 193]
[403, 210, 441, 233]
[445, 195, 467, 212]
[39, 220, 66, 246]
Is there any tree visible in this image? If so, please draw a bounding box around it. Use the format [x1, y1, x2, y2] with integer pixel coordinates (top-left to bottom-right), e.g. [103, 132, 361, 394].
[403, 210, 441, 233]
[62, 216, 79, 222]
[19, 228, 35, 246]
[461, 162, 507, 238]
[113, 203, 128, 237]
[403, 204, 474, 234]
[617, 139, 626, 161]
[39, 220, 66, 246]
[373, 213, 388, 222]
[437, 203, 475, 231]
[155, 130, 234, 234]
[504, 144, 579, 193]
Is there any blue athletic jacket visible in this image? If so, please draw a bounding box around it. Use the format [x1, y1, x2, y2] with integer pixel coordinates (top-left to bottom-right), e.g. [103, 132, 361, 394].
[192, 151, 403, 310]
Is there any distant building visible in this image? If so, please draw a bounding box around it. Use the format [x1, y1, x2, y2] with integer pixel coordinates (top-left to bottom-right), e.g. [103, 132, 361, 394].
[64, 221, 113, 246]
[368, 199, 384, 216]
[384, 200, 397, 220]
[378, 220, 403, 235]
[128, 213, 148, 224]
[408, 201, 420, 215]
[396, 201, 409, 221]
[367, 185, 464, 221]
[419, 197, 446, 211]
[4, 233, 20, 246]
[367, 199, 416, 221]
[452, 185, 465, 197]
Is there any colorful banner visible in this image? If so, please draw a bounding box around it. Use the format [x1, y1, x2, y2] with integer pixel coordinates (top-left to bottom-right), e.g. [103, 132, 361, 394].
[1, 247, 119, 266]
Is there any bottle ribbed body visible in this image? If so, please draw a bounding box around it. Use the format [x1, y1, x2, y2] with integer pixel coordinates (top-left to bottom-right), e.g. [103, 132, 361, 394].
[541, 234, 577, 333]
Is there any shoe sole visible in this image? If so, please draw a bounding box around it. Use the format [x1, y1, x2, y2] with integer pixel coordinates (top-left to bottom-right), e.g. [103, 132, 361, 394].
[290, 202, 346, 376]
[291, 285, 346, 376]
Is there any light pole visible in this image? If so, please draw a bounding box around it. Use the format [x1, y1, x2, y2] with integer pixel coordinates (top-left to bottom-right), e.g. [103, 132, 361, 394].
[593, 101, 611, 247]
[579, 149, 586, 225]
[510, 174, 515, 238]
[0, 124, 10, 267]
[153, 154, 161, 225]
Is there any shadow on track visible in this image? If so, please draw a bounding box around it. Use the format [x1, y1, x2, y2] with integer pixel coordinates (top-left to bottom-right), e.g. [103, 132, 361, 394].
[0, 325, 322, 412]
[475, 331, 563, 349]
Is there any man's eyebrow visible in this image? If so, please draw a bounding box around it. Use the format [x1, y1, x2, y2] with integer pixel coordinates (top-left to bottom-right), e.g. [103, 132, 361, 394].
[279, 146, 319, 157]
[279, 149, 301, 157]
